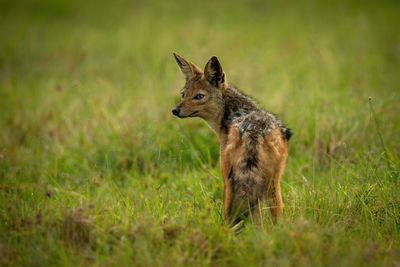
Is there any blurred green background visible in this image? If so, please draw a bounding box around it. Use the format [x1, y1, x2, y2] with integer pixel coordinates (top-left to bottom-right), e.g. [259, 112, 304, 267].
[0, 0, 399, 266]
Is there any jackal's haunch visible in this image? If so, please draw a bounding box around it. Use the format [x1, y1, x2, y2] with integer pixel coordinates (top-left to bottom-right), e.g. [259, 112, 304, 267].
[172, 53, 292, 225]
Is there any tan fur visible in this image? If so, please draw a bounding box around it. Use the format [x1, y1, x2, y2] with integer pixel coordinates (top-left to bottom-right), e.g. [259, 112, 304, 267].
[259, 126, 288, 223]
[220, 126, 243, 223]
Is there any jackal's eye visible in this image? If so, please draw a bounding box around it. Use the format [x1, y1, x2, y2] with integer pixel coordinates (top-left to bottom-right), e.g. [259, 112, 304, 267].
[193, 93, 205, 100]
[181, 92, 184, 98]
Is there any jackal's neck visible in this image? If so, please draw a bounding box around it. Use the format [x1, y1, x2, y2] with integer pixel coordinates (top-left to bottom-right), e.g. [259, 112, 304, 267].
[204, 85, 259, 145]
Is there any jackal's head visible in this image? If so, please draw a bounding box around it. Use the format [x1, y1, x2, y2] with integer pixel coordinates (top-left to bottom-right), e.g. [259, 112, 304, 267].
[172, 53, 227, 120]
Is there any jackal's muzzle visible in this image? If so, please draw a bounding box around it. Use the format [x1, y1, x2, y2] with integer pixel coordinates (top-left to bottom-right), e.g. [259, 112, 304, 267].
[171, 103, 181, 117]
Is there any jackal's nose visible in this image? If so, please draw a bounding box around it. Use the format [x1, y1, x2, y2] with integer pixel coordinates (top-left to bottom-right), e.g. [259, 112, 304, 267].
[172, 107, 180, 116]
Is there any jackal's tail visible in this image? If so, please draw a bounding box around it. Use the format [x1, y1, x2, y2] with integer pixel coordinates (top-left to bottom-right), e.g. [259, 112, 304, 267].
[228, 132, 266, 223]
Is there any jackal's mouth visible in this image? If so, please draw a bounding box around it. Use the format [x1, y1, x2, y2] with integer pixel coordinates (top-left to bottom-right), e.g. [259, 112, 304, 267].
[179, 111, 199, 118]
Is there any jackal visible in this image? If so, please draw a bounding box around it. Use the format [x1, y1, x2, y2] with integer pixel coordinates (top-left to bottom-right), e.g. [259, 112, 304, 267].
[172, 53, 292, 225]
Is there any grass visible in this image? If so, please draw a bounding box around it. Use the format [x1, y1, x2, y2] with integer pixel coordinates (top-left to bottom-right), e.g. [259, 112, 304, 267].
[0, 0, 399, 266]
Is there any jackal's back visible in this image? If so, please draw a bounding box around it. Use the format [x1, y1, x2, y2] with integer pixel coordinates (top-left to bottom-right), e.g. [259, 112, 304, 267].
[220, 86, 292, 142]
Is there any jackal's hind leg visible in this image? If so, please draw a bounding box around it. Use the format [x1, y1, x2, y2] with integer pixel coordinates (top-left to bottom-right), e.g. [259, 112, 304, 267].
[266, 181, 283, 224]
[223, 183, 233, 224]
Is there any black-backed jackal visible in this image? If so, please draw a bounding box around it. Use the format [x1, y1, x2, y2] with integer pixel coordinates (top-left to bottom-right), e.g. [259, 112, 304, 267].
[172, 53, 292, 225]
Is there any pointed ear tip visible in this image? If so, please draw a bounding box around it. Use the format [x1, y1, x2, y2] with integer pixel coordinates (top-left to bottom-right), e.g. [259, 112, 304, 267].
[208, 56, 221, 66]
[173, 52, 183, 59]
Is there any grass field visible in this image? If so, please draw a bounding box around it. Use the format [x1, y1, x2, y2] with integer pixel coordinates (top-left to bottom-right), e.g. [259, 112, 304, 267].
[1, 0, 400, 266]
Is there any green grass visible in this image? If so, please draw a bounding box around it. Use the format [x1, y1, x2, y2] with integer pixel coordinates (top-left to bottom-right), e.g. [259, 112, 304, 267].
[1, 0, 400, 266]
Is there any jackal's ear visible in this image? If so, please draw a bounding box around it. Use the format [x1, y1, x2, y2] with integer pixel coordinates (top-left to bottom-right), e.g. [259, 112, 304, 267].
[173, 52, 202, 80]
[204, 56, 226, 87]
